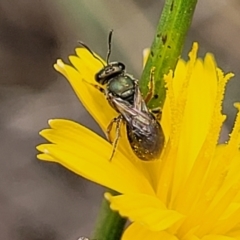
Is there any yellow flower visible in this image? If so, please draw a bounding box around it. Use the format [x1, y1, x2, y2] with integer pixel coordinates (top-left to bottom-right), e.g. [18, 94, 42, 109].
[37, 43, 240, 240]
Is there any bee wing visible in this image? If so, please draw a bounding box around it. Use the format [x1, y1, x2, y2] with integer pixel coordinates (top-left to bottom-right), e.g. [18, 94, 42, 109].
[133, 86, 149, 113]
[112, 97, 137, 116]
[111, 97, 152, 128]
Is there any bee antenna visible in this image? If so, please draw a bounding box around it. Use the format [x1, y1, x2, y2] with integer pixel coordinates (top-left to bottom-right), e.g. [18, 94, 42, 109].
[78, 41, 105, 68]
[106, 29, 113, 64]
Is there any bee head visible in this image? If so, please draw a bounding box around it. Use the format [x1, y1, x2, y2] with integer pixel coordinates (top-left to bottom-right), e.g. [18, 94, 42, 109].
[95, 62, 125, 85]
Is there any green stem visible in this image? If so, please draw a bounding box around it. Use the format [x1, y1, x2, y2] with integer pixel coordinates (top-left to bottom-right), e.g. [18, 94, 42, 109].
[91, 189, 127, 240]
[140, 0, 198, 109]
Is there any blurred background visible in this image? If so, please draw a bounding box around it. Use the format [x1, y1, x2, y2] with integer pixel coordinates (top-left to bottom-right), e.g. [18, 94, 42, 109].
[0, 0, 239, 239]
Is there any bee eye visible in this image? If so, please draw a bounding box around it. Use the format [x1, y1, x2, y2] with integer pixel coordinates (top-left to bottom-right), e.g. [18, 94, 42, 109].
[117, 62, 125, 71]
[105, 67, 114, 74]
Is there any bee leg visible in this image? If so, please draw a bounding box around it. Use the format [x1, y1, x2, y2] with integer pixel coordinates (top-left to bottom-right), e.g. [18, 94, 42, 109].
[92, 84, 105, 94]
[109, 116, 123, 161]
[82, 79, 105, 94]
[144, 66, 156, 104]
[106, 116, 119, 143]
[151, 107, 162, 120]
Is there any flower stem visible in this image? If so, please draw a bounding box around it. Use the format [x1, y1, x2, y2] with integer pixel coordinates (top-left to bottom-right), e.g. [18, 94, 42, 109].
[91, 189, 127, 240]
[140, 0, 198, 110]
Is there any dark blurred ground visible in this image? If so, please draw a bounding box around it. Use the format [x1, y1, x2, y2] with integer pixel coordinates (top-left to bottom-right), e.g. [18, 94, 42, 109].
[0, 0, 239, 239]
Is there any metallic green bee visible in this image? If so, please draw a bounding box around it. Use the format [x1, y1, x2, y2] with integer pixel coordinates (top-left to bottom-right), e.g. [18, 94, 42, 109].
[80, 31, 165, 161]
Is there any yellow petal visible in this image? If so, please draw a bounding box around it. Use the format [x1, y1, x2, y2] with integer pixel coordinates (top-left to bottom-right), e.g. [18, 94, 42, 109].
[143, 48, 150, 68]
[176, 54, 218, 179]
[105, 192, 184, 232]
[184, 235, 200, 240]
[172, 46, 220, 204]
[211, 203, 240, 235]
[122, 222, 178, 240]
[75, 47, 105, 76]
[201, 235, 236, 240]
[157, 43, 199, 203]
[228, 228, 240, 239]
[185, 235, 237, 240]
[171, 70, 232, 213]
[37, 119, 154, 195]
[54, 50, 117, 135]
[37, 153, 55, 161]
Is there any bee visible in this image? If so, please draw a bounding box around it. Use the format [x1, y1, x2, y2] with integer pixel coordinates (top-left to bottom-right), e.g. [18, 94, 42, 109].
[79, 30, 165, 161]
